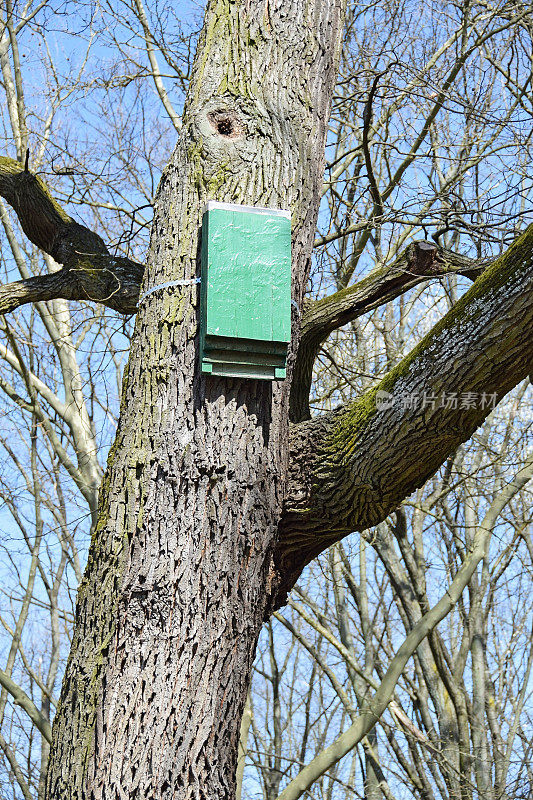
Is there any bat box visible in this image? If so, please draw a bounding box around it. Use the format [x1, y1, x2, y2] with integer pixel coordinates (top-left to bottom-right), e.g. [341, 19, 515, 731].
[200, 201, 291, 380]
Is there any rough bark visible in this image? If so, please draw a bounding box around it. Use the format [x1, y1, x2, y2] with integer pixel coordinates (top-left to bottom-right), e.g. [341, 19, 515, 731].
[276, 225, 533, 600]
[44, 1, 346, 798]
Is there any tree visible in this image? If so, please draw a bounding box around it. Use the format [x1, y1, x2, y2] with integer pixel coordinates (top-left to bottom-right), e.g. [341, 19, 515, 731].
[0, 0, 531, 798]
[253, 416, 532, 799]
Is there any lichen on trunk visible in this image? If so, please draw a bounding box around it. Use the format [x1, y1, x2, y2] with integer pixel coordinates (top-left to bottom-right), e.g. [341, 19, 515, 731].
[44, 1, 347, 798]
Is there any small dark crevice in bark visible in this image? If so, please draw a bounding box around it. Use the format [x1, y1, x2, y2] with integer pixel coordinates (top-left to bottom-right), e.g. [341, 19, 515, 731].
[207, 109, 246, 139]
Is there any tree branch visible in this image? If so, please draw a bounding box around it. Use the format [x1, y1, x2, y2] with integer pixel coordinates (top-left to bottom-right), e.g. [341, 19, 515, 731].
[0, 731, 34, 800]
[290, 239, 489, 421]
[275, 452, 533, 800]
[0, 156, 144, 314]
[0, 666, 52, 743]
[277, 225, 533, 601]
[132, 0, 182, 132]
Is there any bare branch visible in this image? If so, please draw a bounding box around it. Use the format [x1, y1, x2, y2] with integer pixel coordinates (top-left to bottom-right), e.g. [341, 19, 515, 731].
[0, 667, 52, 742]
[276, 452, 533, 800]
[291, 240, 488, 422]
[0, 156, 144, 314]
[279, 225, 533, 598]
[0, 731, 33, 800]
[132, 0, 182, 132]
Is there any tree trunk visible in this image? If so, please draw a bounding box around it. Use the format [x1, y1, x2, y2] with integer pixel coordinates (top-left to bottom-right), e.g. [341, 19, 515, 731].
[45, 1, 346, 798]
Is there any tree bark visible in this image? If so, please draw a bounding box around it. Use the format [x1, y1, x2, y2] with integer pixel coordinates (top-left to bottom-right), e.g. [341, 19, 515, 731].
[277, 225, 533, 599]
[44, 1, 346, 798]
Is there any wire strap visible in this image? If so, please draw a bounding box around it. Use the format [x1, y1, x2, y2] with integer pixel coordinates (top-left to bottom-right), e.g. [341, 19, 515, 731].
[291, 299, 301, 316]
[139, 277, 201, 304]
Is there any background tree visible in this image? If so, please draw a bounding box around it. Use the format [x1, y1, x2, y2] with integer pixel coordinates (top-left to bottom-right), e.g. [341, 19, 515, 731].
[248, 409, 532, 799]
[0, 0, 531, 799]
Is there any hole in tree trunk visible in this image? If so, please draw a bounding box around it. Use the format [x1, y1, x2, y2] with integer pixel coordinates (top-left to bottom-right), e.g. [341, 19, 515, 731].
[207, 110, 245, 139]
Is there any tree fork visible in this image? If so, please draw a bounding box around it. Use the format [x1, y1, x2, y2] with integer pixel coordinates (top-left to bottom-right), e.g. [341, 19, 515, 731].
[44, 1, 347, 798]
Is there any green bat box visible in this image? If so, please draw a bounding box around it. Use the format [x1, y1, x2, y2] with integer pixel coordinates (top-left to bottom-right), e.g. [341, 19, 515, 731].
[200, 201, 292, 380]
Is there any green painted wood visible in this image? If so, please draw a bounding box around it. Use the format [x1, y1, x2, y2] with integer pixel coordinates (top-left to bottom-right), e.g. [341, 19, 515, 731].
[200, 202, 291, 380]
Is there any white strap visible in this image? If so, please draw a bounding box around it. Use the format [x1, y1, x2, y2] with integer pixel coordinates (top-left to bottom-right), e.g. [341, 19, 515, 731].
[139, 277, 201, 304]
